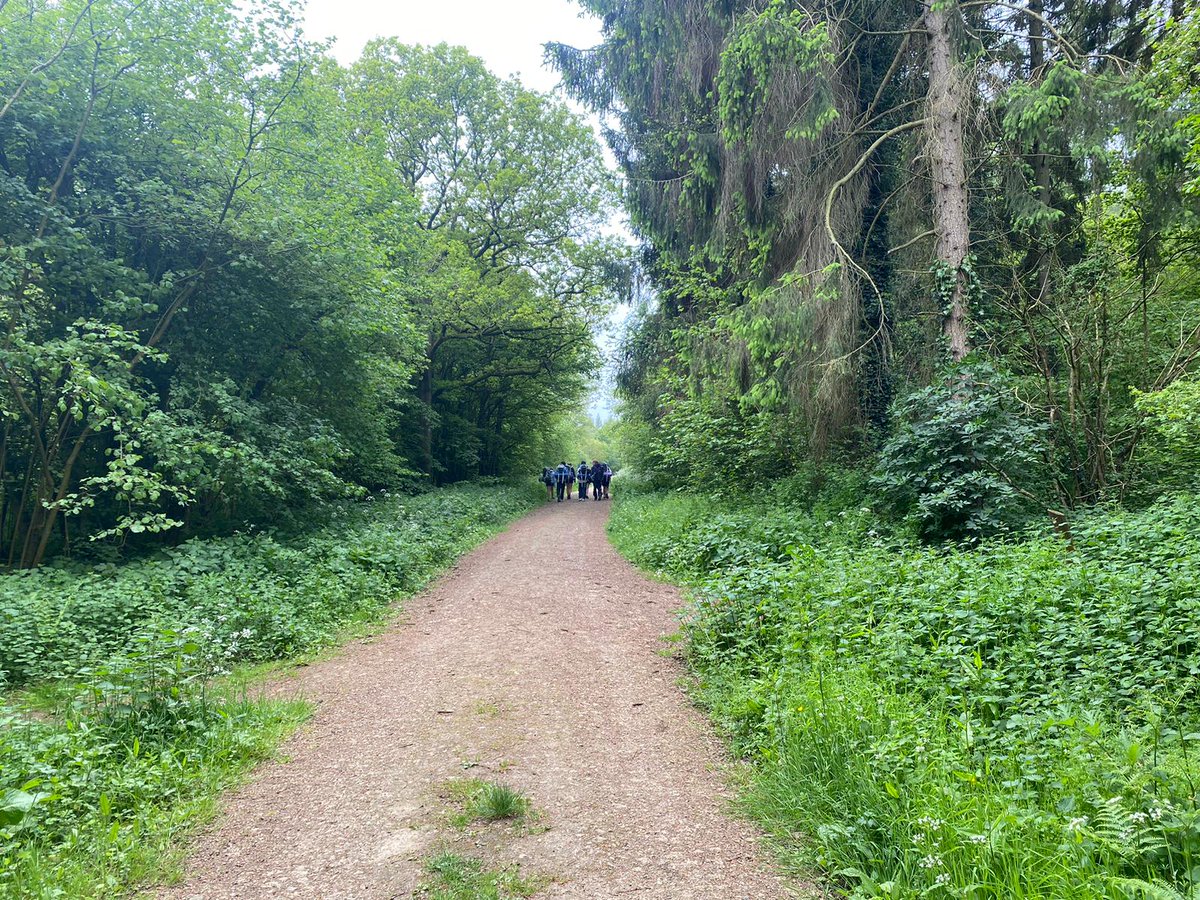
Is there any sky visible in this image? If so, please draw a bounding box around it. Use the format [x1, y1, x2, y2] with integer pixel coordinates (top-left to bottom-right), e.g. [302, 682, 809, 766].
[301, 0, 604, 92]
[301, 0, 627, 423]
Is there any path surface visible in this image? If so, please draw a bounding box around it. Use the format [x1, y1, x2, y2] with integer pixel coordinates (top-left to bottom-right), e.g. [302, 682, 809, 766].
[161, 500, 801, 899]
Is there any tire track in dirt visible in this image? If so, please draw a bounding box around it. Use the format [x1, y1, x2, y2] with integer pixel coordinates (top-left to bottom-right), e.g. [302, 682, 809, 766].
[159, 499, 809, 899]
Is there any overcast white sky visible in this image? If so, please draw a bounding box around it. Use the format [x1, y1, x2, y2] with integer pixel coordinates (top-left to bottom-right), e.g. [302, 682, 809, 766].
[301, 0, 604, 93]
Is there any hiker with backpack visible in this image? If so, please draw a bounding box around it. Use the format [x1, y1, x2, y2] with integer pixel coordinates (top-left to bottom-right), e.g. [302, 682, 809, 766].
[577, 460, 590, 499]
[601, 462, 613, 499]
[540, 467, 555, 501]
[554, 461, 570, 502]
[590, 460, 604, 500]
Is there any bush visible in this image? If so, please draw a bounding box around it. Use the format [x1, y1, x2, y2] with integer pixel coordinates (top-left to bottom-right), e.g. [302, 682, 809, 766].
[611, 488, 1200, 898]
[873, 361, 1049, 541]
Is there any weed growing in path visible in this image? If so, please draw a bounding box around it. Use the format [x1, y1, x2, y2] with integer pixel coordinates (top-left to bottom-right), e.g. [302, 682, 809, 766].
[472, 783, 530, 822]
[442, 778, 536, 829]
[415, 852, 547, 899]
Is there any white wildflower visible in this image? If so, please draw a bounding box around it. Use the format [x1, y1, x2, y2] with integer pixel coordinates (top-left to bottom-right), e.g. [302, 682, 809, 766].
[968, 834, 987, 845]
[1129, 811, 1148, 824]
[935, 873, 951, 886]
[1067, 816, 1088, 832]
[919, 853, 943, 870]
[912, 833, 926, 845]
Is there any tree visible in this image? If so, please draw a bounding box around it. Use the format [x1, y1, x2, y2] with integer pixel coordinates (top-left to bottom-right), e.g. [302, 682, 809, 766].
[347, 41, 627, 481]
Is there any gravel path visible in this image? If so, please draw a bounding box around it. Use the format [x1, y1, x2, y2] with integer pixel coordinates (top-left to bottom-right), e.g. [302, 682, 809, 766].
[160, 499, 806, 899]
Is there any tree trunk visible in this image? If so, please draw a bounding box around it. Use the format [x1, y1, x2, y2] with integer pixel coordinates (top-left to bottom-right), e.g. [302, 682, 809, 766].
[1027, 0, 1054, 301]
[924, 0, 972, 362]
[418, 362, 434, 480]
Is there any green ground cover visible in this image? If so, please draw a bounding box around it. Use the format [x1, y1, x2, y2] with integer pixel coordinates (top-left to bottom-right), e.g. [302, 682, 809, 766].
[610, 484, 1200, 899]
[0, 482, 537, 898]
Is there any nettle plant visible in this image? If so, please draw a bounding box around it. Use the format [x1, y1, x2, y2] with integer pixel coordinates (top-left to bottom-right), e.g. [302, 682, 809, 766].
[873, 360, 1048, 541]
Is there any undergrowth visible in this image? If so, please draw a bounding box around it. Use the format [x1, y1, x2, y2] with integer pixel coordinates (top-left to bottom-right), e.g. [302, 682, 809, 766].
[0, 482, 538, 687]
[609, 484, 1200, 899]
[0, 481, 537, 898]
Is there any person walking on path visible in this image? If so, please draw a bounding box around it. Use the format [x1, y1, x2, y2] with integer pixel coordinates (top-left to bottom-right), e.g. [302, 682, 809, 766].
[602, 462, 613, 500]
[540, 467, 554, 501]
[591, 459, 605, 501]
[554, 462, 570, 502]
[577, 460, 590, 500]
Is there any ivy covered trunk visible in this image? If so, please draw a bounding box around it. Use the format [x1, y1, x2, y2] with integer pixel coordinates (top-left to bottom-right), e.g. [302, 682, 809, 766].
[924, 0, 972, 362]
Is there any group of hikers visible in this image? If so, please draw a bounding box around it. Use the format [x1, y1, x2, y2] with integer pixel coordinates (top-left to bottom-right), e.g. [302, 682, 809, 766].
[540, 461, 612, 502]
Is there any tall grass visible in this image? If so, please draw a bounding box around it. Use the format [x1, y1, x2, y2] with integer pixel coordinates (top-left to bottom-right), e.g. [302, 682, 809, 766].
[610, 486, 1200, 899]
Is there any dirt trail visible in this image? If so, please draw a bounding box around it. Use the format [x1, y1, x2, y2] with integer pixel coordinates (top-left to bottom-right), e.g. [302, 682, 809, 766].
[161, 499, 802, 899]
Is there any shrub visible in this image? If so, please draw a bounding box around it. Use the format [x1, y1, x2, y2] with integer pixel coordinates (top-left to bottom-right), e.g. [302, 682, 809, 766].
[873, 361, 1048, 541]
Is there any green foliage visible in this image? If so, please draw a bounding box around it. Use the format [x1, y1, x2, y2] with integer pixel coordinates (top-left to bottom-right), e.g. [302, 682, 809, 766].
[0, 0, 619, 565]
[634, 393, 804, 495]
[560, 0, 1199, 507]
[611, 488, 1200, 898]
[348, 40, 626, 483]
[416, 853, 544, 899]
[469, 783, 531, 822]
[1133, 378, 1200, 491]
[873, 362, 1049, 540]
[0, 483, 537, 689]
[716, 2, 837, 146]
[0, 631, 310, 898]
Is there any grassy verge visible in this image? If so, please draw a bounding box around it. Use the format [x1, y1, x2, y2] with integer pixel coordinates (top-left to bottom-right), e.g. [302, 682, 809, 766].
[609, 486, 1200, 899]
[0, 481, 539, 898]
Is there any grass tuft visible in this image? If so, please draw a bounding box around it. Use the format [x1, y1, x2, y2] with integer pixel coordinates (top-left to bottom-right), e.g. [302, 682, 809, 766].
[416, 852, 547, 899]
[470, 782, 530, 822]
